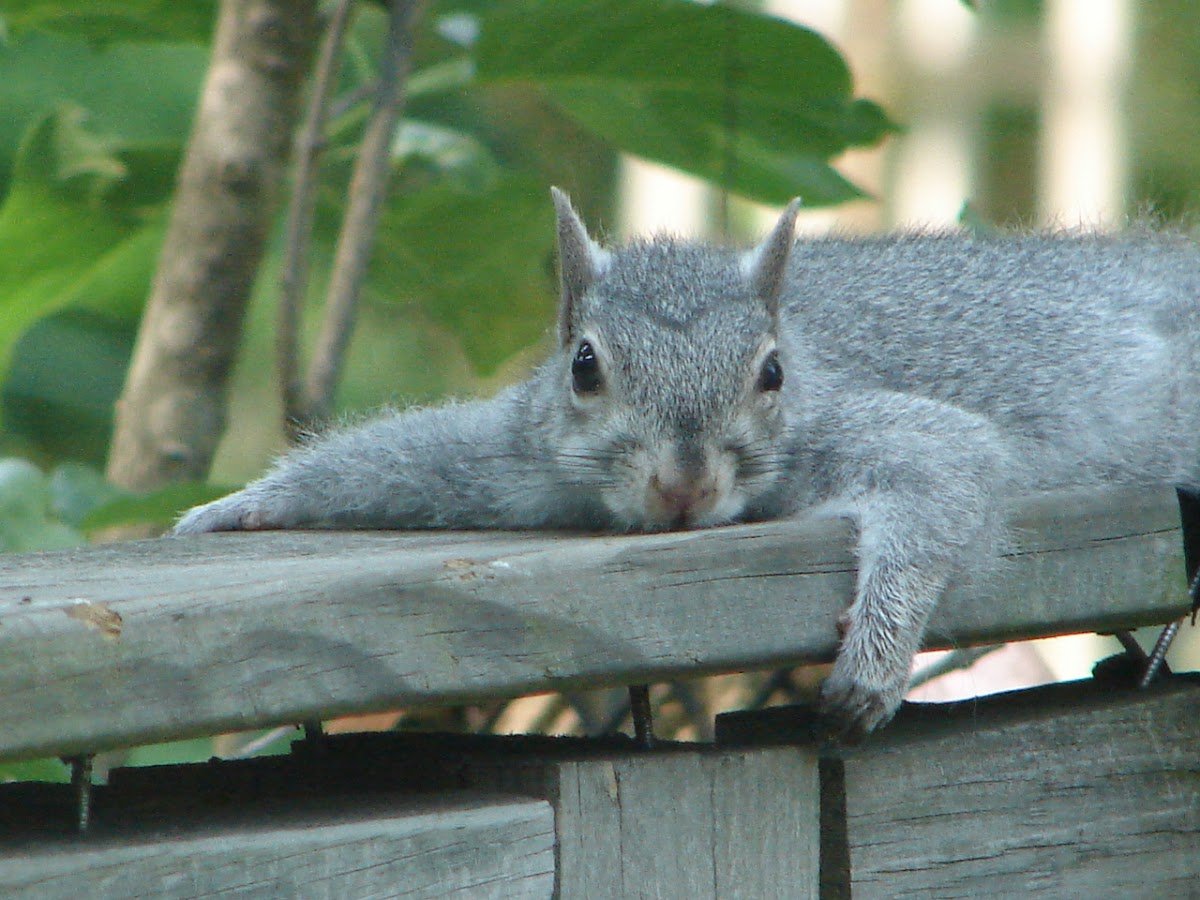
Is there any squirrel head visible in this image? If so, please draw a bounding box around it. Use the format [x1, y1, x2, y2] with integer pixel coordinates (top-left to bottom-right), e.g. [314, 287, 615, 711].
[547, 189, 801, 531]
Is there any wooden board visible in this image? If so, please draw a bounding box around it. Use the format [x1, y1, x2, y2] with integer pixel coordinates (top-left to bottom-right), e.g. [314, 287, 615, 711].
[546, 748, 821, 899]
[0, 790, 555, 899]
[717, 675, 1200, 899]
[279, 731, 822, 900]
[0, 729, 815, 899]
[0, 486, 1187, 760]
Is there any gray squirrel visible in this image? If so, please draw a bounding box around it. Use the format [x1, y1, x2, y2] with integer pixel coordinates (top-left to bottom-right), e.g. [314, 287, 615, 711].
[175, 188, 1200, 738]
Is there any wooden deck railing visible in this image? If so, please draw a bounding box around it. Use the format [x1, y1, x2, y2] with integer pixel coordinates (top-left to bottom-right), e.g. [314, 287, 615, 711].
[0, 485, 1194, 898]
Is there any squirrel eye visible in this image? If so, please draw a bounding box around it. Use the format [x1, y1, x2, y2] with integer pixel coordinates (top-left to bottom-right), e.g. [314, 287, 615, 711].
[757, 351, 783, 392]
[572, 340, 603, 394]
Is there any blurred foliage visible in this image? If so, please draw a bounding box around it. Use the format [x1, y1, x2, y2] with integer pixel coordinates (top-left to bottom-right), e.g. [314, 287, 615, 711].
[980, 0, 1044, 24]
[0, 455, 230, 550]
[1130, 0, 1200, 218]
[474, 0, 893, 205]
[0, 0, 217, 44]
[0, 457, 84, 551]
[3, 310, 137, 466]
[0, 0, 892, 535]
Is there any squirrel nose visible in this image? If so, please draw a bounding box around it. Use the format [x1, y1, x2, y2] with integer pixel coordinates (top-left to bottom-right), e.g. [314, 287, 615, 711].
[648, 473, 716, 526]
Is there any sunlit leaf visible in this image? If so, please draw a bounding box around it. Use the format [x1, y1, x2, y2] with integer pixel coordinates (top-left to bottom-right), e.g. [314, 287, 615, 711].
[392, 119, 501, 191]
[476, 0, 897, 204]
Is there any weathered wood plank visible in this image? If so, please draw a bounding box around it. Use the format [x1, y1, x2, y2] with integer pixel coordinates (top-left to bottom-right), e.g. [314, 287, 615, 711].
[0, 791, 555, 899]
[304, 731, 821, 900]
[717, 675, 1200, 900]
[554, 749, 820, 899]
[0, 730, 819, 899]
[0, 486, 1187, 760]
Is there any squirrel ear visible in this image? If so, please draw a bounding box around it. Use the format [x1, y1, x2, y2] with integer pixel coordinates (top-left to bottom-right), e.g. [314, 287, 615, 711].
[552, 187, 609, 346]
[740, 198, 801, 317]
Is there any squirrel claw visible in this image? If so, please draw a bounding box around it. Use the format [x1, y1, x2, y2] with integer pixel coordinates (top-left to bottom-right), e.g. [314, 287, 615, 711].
[818, 662, 905, 744]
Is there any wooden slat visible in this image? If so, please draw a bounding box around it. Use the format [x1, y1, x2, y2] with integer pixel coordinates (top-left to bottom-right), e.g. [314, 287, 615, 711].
[716, 675, 1200, 899]
[0, 791, 555, 899]
[0, 486, 1187, 760]
[280, 731, 822, 900]
[512, 746, 821, 900]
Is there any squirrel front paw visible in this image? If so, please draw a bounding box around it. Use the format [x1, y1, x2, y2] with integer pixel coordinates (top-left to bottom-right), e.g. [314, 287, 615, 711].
[818, 654, 908, 742]
[173, 493, 271, 535]
[818, 615, 915, 741]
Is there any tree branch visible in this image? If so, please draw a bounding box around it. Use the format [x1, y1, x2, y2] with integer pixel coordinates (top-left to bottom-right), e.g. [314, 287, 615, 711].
[277, 0, 357, 438]
[106, 0, 319, 491]
[299, 0, 425, 429]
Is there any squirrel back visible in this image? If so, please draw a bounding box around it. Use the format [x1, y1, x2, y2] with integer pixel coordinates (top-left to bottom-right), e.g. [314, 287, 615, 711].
[778, 230, 1200, 490]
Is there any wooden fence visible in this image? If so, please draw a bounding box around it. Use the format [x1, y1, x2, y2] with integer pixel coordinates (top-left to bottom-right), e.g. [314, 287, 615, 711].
[0, 485, 1195, 897]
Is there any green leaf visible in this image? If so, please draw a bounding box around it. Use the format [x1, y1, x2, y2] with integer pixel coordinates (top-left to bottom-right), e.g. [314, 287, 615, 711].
[367, 176, 557, 372]
[48, 462, 124, 526]
[3, 311, 136, 466]
[476, 0, 897, 205]
[0, 110, 165, 424]
[407, 57, 477, 99]
[61, 219, 166, 321]
[1, 0, 216, 44]
[81, 482, 237, 531]
[0, 458, 49, 524]
[0, 31, 206, 199]
[44, 102, 127, 194]
[0, 457, 83, 552]
[120, 737, 224, 767]
[6, 103, 128, 210]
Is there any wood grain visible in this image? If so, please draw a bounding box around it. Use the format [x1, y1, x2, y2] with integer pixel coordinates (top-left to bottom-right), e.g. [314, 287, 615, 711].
[718, 675, 1200, 899]
[0, 486, 1187, 760]
[0, 791, 554, 899]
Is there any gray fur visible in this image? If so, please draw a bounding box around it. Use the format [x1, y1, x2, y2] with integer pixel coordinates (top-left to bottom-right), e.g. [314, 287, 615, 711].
[175, 193, 1200, 738]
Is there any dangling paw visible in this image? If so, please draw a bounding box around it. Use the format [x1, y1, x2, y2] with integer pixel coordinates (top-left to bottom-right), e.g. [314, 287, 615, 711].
[818, 614, 914, 743]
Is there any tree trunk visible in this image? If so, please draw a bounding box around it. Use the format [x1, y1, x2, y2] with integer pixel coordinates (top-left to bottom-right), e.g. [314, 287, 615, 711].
[106, 0, 319, 492]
